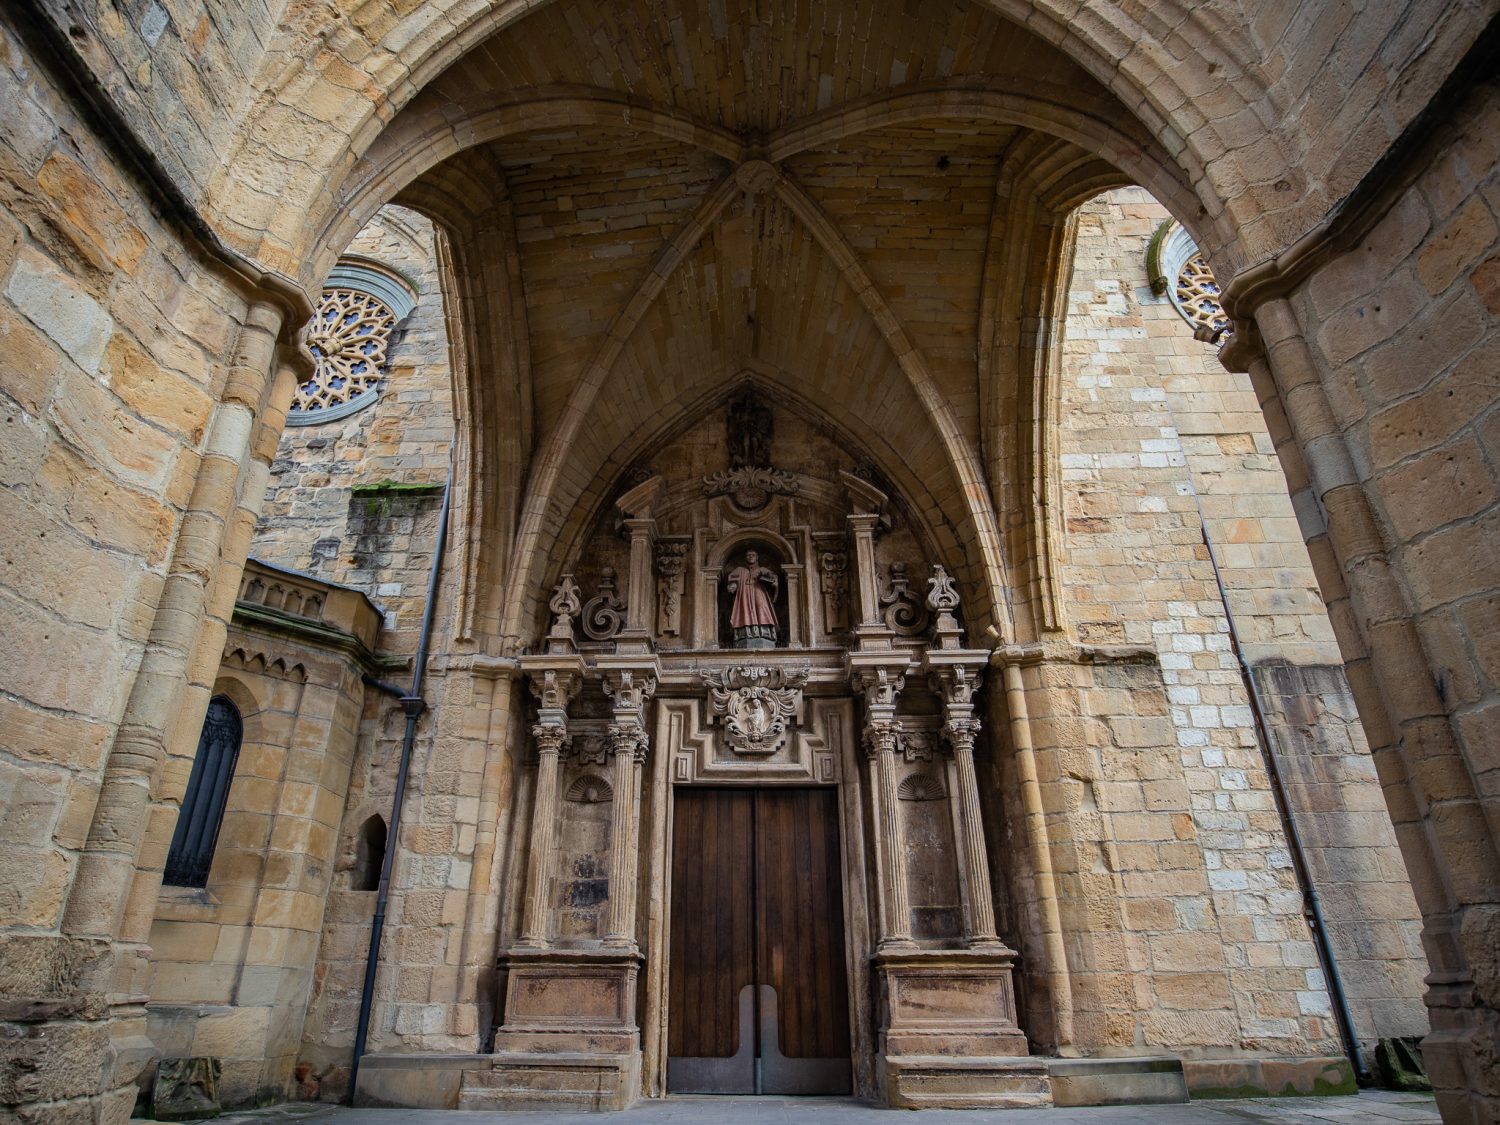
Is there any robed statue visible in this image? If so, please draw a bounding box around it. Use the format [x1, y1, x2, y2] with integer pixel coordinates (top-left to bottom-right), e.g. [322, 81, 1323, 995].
[724, 549, 779, 649]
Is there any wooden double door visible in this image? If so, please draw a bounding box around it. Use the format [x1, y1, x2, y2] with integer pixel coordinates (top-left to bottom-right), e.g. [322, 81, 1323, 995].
[667, 787, 853, 1095]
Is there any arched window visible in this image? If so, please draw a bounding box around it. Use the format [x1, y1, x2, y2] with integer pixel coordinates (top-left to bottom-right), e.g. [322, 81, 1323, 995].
[163, 696, 244, 888]
[353, 814, 387, 891]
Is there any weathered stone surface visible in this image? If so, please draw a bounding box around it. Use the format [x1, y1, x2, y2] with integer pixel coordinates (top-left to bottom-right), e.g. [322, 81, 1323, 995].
[151, 1057, 220, 1121]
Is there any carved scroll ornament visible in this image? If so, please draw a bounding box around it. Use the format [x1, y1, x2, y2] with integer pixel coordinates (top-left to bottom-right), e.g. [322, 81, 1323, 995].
[702, 665, 810, 755]
[702, 466, 800, 511]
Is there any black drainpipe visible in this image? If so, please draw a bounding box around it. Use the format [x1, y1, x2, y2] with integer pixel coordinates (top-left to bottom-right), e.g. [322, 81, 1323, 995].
[1193, 497, 1370, 1086]
[347, 455, 454, 1102]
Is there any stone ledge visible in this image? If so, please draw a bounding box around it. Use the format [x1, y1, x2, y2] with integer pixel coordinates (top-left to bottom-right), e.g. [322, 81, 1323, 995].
[350, 1051, 488, 1109]
[1184, 1056, 1356, 1099]
[1047, 1055, 1188, 1106]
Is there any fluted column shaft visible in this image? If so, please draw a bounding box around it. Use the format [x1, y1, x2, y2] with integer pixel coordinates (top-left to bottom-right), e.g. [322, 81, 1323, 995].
[604, 725, 646, 945]
[600, 665, 657, 948]
[867, 718, 914, 946]
[519, 724, 567, 946]
[946, 717, 999, 945]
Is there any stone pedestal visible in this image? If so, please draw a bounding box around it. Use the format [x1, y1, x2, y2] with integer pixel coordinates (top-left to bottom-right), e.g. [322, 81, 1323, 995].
[874, 947, 1051, 1108]
[469, 947, 644, 1110]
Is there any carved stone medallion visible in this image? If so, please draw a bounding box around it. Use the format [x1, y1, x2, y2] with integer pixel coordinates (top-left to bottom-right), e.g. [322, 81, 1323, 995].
[702, 665, 810, 755]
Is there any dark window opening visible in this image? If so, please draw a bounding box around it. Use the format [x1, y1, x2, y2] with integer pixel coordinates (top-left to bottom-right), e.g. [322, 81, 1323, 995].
[353, 814, 387, 891]
[163, 696, 244, 887]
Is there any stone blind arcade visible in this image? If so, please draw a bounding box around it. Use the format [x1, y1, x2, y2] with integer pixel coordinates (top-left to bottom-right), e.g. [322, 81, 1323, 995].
[470, 391, 1046, 1109]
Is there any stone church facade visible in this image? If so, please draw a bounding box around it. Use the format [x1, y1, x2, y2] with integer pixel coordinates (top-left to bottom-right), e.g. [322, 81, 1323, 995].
[1, 2, 1498, 1122]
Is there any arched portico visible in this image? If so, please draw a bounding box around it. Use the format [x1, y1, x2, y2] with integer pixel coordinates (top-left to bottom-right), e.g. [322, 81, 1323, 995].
[3, 1, 1499, 1121]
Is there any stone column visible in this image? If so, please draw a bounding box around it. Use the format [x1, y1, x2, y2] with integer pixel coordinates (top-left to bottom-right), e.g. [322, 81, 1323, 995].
[519, 724, 567, 947]
[617, 517, 657, 650]
[945, 714, 999, 946]
[852, 662, 914, 948]
[841, 469, 892, 643]
[615, 475, 662, 652]
[1251, 302, 1500, 1112]
[848, 513, 884, 630]
[515, 661, 586, 949]
[992, 647, 1075, 1048]
[64, 300, 287, 940]
[599, 662, 658, 948]
[927, 659, 1000, 946]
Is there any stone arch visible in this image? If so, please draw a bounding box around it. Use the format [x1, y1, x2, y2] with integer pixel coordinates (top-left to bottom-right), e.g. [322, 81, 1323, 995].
[205, 673, 264, 727]
[705, 527, 802, 571]
[981, 136, 1138, 641]
[211, 0, 1285, 282]
[314, 84, 1206, 290]
[537, 365, 1001, 648]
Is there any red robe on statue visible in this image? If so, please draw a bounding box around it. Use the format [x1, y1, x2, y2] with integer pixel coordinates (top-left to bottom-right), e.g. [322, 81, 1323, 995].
[727, 557, 778, 631]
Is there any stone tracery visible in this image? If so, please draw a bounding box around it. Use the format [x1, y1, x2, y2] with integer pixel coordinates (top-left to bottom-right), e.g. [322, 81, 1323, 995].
[293, 288, 397, 418]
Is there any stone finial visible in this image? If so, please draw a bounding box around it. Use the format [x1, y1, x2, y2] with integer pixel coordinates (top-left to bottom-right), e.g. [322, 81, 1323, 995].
[880, 562, 930, 636]
[547, 574, 582, 650]
[926, 564, 963, 648]
[926, 564, 960, 612]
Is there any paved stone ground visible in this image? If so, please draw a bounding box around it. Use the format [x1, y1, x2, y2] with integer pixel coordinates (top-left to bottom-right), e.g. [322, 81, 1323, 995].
[182, 1091, 1440, 1125]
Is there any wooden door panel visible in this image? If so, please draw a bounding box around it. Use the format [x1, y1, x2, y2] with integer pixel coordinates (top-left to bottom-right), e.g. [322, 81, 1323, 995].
[669, 786, 851, 1096]
[668, 788, 754, 1061]
[754, 788, 851, 1064]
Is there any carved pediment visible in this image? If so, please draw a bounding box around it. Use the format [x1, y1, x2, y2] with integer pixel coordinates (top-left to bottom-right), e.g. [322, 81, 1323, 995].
[701, 665, 810, 755]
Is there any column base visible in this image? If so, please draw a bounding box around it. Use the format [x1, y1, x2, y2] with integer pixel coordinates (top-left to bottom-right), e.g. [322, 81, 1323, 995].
[879, 1055, 1052, 1108]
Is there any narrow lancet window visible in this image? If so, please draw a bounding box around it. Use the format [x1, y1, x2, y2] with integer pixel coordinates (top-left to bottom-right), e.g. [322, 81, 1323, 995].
[163, 696, 244, 888]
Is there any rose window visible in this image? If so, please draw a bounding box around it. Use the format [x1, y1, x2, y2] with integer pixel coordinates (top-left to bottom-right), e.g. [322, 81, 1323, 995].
[1148, 221, 1231, 342]
[293, 288, 397, 418]
[1173, 253, 1229, 337]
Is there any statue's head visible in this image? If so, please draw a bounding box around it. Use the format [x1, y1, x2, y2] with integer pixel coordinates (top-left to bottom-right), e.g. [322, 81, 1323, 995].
[744, 550, 759, 565]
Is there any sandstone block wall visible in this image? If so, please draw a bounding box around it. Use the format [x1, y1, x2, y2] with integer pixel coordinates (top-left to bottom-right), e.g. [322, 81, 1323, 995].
[0, 23, 308, 1121]
[1044, 189, 1427, 1054]
[252, 206, 455, 654]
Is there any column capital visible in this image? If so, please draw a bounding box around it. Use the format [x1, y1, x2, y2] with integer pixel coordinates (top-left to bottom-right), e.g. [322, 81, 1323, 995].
[942, 715, 982, 755]
[863, 716, 903, 758]
[530, 723, 571, 757]
[607, 722, 651, 762]
[848, 654, 911, 706]
[924, 652, 986, 706]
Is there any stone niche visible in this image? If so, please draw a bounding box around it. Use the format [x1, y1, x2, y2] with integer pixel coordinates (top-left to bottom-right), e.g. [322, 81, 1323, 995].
[455, 389, 1050, 1111]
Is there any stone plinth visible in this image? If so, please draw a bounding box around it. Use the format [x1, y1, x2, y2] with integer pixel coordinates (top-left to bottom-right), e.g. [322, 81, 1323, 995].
[473, 947, 645, 1110]
[874, 947, 1050, 1108]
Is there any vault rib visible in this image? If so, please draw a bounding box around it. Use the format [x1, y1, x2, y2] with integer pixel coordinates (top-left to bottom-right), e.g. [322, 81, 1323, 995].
[771, 169, 1015, 641]
[497, 170, 742, 646]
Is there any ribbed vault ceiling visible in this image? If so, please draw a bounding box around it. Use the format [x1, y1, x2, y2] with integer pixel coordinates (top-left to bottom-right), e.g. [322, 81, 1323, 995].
[388, 0, 1141, 638]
